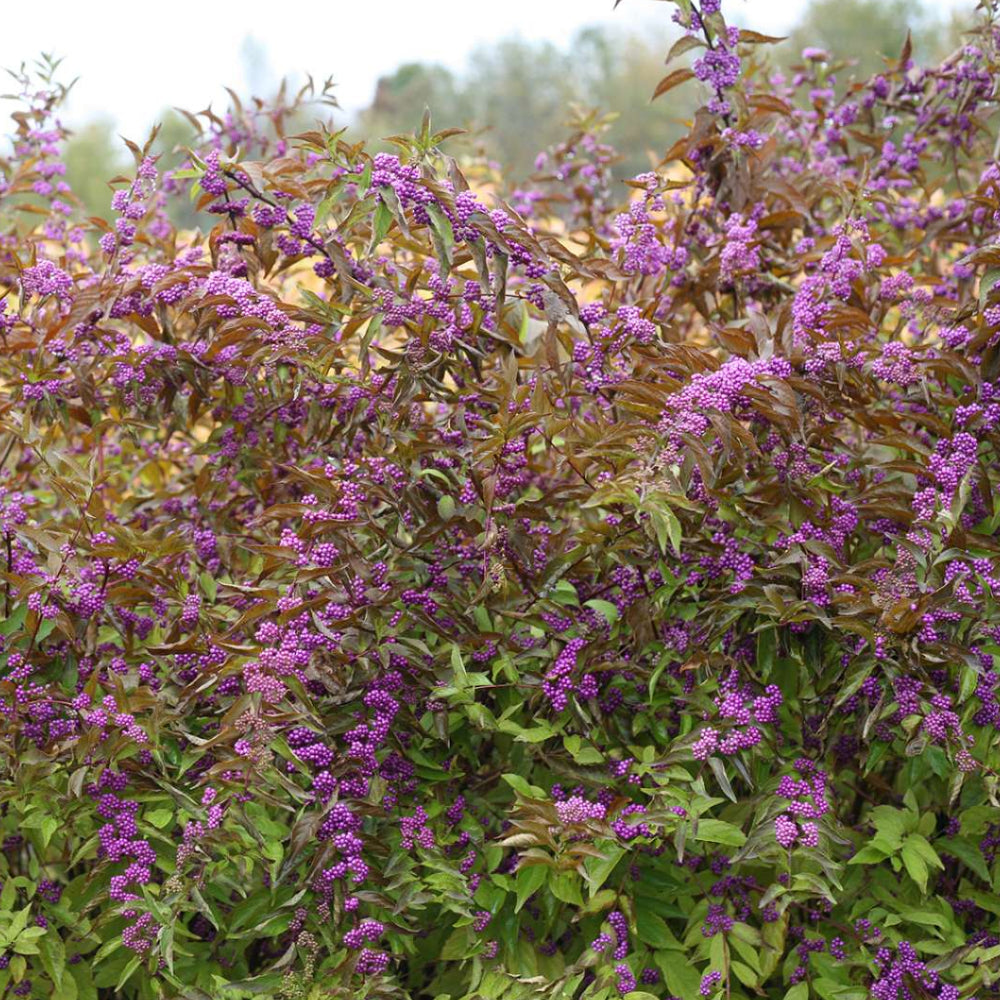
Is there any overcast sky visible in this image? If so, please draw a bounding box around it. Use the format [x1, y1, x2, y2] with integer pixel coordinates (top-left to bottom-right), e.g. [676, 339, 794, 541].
[0, 0, 970, 139]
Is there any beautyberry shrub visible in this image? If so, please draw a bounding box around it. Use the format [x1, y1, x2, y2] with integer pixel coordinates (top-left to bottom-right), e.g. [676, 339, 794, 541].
[0, 6, 999, 999]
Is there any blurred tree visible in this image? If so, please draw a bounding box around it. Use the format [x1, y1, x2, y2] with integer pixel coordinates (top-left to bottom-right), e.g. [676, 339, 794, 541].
[359, 63, 472, 148]
[65, 0, 977, 226]
[781, 0, 970, 77]
[352, 3, 976, 187]
[63, 109, 205, 230]
[573, 26, 691, 180]
[62, 118, 128, 217]
[148, 108, 197, 168]
[149, 110, 201, 231]
[354, 28, 691, 183]
[463, 38, 577, 178]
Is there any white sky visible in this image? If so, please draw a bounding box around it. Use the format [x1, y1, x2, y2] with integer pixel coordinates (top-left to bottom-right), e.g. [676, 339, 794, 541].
[0, 0, 971, 140]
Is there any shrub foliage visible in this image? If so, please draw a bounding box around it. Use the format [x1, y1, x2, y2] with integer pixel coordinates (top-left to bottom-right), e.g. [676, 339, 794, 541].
[1, 3, 1000, 999]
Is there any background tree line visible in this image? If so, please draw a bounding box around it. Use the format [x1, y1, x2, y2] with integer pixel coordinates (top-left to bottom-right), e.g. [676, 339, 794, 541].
[60, 0, 970, 225]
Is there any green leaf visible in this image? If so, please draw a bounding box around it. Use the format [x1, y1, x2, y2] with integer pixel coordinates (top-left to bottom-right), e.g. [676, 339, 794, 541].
[584, 599, 619, 625]
[579, 889, 618, 917]
[870, 806, 910, 849]
[663, 507, 682, 555]
[371, 199, 393, 247]
[729, 922, 762, 946]
[731, 933, 762, 975]
[115, 955, 142, 992]
[893, 909, 949, 931]
[646, 504, 682, 557]
[959, 663, 980, 703]
[199, 570, 217, 602]
[426, 204, 455, 270]
[960, 805, 998, 836]
[0, 604, 28, 636]
[53, 970, 78, 1000]
[636, 907, 681, 949]
[981, 266, 1000, 308]
[220, 974, 286, 994]
[67, 963, 96, 1000]
[901, 842, 929, 893]
[36, 617, 59, 643]
[501, 774, 545, 799]
[437, 494, 456, 521]
[656, 950, 703, 1000]
[6, 906, 30, 942]
[549, 871, 584, 906]
[584, 845, 626, 895]
[479, 972, 515, 1000]
[359, 313, 383, 368]
[497, 718, 556, 743]
[756, 628, 777, 680]
[38, 932, 66, 990]
[90, 934, 122, 966]
[574, 745, 605, 764]
[9, 955, 26, 982]
[450, 643, 468, 687]
[707, 757, 736, 803]
[440, 925, 475, 960]
[515, 863, 548, 912]
[552, 579, 579, 606]
[785, 984, 809, 1000]
[834, 659, 876, 707]
[39, 816, 59, 849]
[814, 980, 867, 1000]
[966, 888, 1000, 917]
[731, 961, 758, 988]
[903, 833, 943, 870]
[937, 836, 990, 882]
[709, 932, 725, 968]
[692, 819, 746, 847]
[848, 844, 891, 865]
[145, 808, 174, 829]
